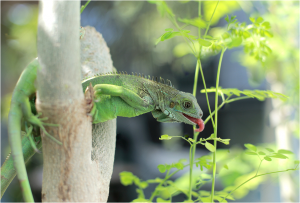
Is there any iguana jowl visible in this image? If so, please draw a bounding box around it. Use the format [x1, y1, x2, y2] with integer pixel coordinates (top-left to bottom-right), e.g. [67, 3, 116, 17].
[2, 58, 204, 202]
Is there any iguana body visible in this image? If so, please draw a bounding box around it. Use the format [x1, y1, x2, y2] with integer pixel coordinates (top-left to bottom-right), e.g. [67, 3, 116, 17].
[82, 73, 204, 129]
[1, 58, 204, 202]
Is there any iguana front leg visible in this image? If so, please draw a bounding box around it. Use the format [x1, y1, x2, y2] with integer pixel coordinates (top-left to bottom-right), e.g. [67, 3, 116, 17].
[90, 84, 155, 123]
[94, 84, 151, 108]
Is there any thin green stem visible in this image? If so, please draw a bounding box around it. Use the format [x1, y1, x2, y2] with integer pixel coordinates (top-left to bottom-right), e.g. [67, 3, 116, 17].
[149, 164, 189, 201]
[198, 0, 201, 40]
[255, 159, 263, 176]
[80, 0, 91, 14]
[188, 135, 198, 200]
[199, 61, 215, 128]
[203, 0, 220, 38]
[211, 48, 226, 202]
[169, 17, 197, 56]
[226, 96, 252, 103]
[221, 167, 298, 202]
[193, 60, 200, 96]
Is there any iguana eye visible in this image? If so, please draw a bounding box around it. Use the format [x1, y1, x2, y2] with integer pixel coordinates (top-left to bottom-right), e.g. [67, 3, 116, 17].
[169, 102, 175, 108]
[183, 101, 191, 108]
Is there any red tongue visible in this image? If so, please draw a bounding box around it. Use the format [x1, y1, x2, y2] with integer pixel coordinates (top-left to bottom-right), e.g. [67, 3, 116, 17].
[183, 114, 205, 132]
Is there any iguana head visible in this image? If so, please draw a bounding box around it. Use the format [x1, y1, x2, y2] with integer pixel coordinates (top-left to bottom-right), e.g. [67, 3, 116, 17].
[151, 91, 205, 132]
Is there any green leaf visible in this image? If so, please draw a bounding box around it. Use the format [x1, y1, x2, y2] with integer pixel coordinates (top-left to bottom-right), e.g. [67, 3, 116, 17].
[256, 17, 264, 23]
[265, 148, 274, 152]
[271, 153, 288, 159]
[188, 138, 195, 143]
[223, 164, 229, 170]
[264, 30, 273, 38]
[264, 156, 272, 161]
[200, 88, 288, 102]
[244, 143, 257, 152]
[119, 171, 135, 186]
[159, 135, 172, 140]
[179, 158, 187, 163]
[294, 160, 300, 164]
[165, 28, 173, 31]
[205, 142, 215, 152]
[225, 15, 229, 23]
[198, 38, 212, 47]
[278, 149, 294, 154]
[178, 17, 207, 28]
[149, 1, 174, 17]
[245, 151, 257, 155]
[227, 37, 242, 48]
[262, 21, 271, 29]
[183, 200, 194, 203]
[132, 198, 151, 202]
[161, 31, 181, 41]
[157, 164, 167, 173]
[258, 151, 266, 155]
[174, 162, 184, 170]
[147, 178, 162, 183]
[157, 197, 171, 202]
[221, 139, 230, 145]
[249, 17, 255, 23]
[166, 164, 172, 170]
[140, 181, 148, 189]
[243, 31, 251, 38]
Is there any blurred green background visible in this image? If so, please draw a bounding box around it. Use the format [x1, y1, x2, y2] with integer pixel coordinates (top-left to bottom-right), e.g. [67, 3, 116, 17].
[1, 1, 299, 202]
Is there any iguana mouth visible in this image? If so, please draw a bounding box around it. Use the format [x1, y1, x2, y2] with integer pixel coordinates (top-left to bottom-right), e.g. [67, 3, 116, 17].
[182, 113, 205, 132]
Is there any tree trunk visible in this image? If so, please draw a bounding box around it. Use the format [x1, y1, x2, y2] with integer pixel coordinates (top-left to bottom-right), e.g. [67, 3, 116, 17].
[36, 1, 116, 201]
[81, 26, 117, 202]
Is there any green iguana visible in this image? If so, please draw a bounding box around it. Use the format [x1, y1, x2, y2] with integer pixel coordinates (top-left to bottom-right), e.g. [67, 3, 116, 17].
[1, 58, 204, 202]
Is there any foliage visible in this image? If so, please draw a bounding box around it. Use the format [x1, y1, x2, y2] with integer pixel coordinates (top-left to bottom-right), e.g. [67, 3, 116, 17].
[120, 1, 298, 202]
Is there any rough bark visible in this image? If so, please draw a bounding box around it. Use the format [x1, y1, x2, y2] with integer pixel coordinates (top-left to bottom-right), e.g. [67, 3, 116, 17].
[80, 26, 116, 202]
[36, 1, 100, 201]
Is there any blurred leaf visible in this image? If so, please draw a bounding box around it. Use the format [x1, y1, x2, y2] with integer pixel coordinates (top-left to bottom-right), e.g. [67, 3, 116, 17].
[249, 17, 255, 23]
[166, 164, 172, 170]
[271, 153, 288, 159]
[199, 38, 212, 47]
[158, 164, 167, 173]
[262, 21, 271, 29]
[244, 143, 257, 152]
[265, 148, 274, 152]
[278, 149, 293, 154]
[200, 87, 289, 102]
[264, 156, 272, 161]
[264, 30, 273, 37]
[256, 17, 264, 23]
[119, 171, 135, 186]
[205, 141, 215, 152]
[140, 181, 149, 189]
[245, 151, 257, 155]
[132, 198, 150, 202]
[156, 31, 182, 45]
[148, 1, 174, 17]
[159, 134, 172, 140]
[147, 178, 162, 183]
[174, 162, 184, 170]
[223, 164, 229, 170]
[178, 17, 207, 28]
[221, 139, 230, 145]
[157, 197, 171, 202]
[258, 151, 266, 155]
[226, 37, 242, 48]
